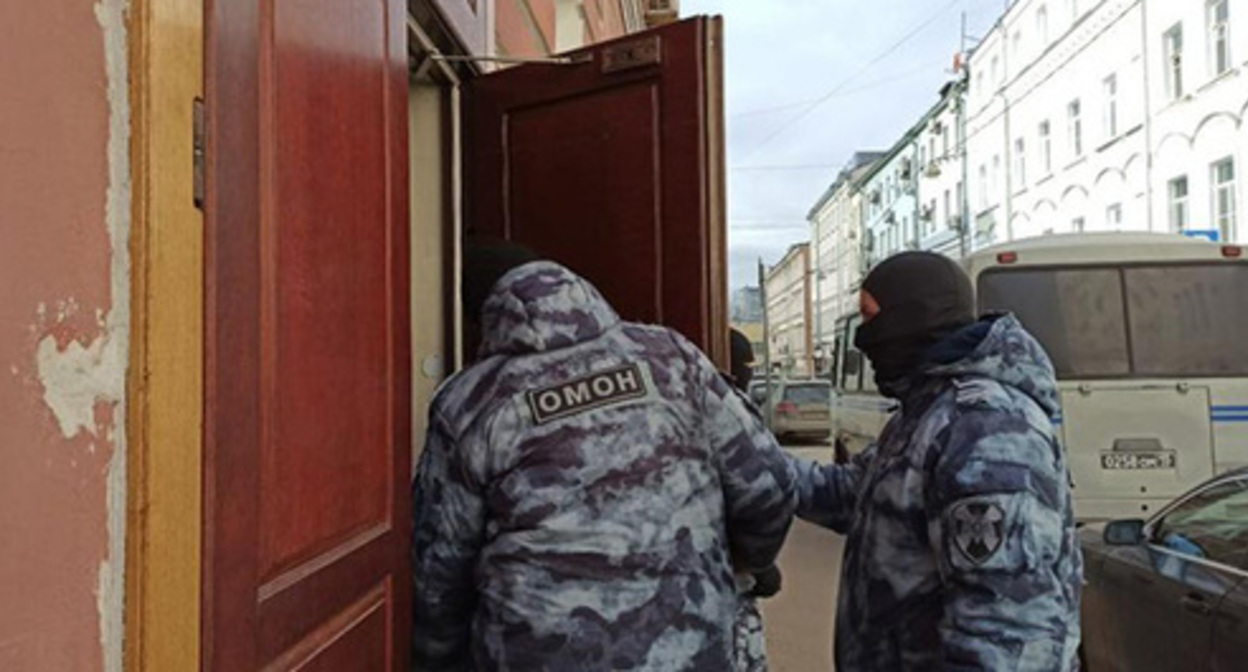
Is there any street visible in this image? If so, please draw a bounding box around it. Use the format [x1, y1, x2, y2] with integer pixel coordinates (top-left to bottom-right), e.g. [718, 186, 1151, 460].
[762, 444, 845, 672]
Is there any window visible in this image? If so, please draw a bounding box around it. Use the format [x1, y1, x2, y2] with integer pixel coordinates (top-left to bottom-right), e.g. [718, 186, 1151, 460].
[1106, 203, 1123, 228]
[1212, 157, 1237, 241]
[1069, 0, 1078, 22]
[942, 124, 950, 155]
[1015, 138, 1027, 188]
[1169, 176, 1190, 231]
[1103, 74, 1118, 138]
[782, 383, 831, 405]
[1067, 99, 1083, 157]
[1072, 216, 1086, 232]
[943, 189, 952, 229]
[991, 55, 1000, 86]
[979, 165, 989, 209]
[1209, 0, 1231, 77]
[1126, 265, 1248, 377]
[1037, 5, 1050, 45]
[979, 268, 1129, 377]
[1153, 476, 1248, 571]
[992, 155, 1001, 197]
[1165, 24, 1184, 100]
[1013, 31, 1023, 63]
[1040, 121, 1053, 174]
[955, 181, 964, 224]
[978, 264, 1248, 379]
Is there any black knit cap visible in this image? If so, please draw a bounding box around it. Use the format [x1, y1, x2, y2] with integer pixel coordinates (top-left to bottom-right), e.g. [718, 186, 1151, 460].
[462, 239, 541, 324]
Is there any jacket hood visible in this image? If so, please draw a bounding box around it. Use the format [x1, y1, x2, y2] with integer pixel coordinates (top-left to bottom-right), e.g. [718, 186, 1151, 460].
[478, 261, 621, 357]
[923, 314, 1060, 416]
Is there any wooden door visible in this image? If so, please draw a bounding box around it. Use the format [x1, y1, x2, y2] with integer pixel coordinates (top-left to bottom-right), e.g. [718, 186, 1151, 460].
[204, 0, 411, 669]
[465, 17, 729, 367]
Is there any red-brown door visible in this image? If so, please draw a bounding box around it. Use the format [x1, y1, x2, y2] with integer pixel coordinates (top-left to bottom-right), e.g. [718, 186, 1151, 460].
[465, 16, 729, 367]
[204, 0, 411, 669]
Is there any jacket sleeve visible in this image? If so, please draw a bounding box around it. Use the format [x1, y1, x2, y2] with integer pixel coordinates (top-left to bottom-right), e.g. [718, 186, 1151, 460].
[677, 340, 797, 573]
[411, 413, 486, 671]
[785, 442, 876, 534]
[928, 406, 1078, 671]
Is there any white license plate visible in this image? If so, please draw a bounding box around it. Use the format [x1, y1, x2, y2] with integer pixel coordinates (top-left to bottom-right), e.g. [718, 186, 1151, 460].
[1100, 451, 1177, 470]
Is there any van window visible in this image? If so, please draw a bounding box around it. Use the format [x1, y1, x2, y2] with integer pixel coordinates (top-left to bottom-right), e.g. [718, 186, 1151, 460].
[979, 262, 1248, 379]
[979, 268, 1129, 378]
[1125, 265, 1248, 376]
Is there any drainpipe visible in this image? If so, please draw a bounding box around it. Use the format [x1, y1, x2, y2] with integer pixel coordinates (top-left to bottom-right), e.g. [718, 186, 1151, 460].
[958, 77, 971, 259]
[1138, 0, 1156, 232]
[758, 258, 773, 427]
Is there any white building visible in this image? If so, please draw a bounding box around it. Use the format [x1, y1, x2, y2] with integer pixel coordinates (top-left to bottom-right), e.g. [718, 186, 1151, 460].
[917, 82, 971, 259]
[860, 118, 926, 268]
[764, 243, 813, 377]
[808, 152, 882, 372]
[966, 0, 1150, 243]
[964, 0, 1247, 245]
[1147, 0, 1247, 241]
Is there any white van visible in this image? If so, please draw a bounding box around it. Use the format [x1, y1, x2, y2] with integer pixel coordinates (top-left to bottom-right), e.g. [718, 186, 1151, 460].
[830, 233, 1248, 520]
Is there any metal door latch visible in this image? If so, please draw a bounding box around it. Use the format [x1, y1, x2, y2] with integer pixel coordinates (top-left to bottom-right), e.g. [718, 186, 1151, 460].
[602, 36, 661, 74]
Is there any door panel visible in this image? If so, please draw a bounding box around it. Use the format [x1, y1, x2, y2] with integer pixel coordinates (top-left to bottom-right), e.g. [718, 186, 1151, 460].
[1093, 546, 1228, 671]
[1213, 578, 1248, 671]
[205, 0, 411, 669]
[466, 17, 728, 367]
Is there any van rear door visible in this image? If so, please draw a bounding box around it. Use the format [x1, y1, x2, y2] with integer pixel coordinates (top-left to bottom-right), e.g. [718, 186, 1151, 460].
[1061, 385, 1214, 520]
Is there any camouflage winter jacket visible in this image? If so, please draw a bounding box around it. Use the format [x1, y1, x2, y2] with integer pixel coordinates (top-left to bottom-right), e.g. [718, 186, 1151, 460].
[789, 314, 1083, 671]
[412, 261, 797, 671]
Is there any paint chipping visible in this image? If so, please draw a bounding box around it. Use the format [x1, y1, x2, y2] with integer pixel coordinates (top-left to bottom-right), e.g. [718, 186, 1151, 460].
[36, 335, 120, 439]
[94, 1, 130, 671]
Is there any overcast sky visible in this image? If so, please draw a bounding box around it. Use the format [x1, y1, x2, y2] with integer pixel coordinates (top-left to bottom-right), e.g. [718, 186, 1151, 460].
[680, 0, 1008, 289]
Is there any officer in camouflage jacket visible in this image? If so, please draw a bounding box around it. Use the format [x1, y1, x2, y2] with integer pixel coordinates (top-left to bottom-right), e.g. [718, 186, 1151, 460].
[788, 252, 1082, 671]
[412, 251, 797, 671]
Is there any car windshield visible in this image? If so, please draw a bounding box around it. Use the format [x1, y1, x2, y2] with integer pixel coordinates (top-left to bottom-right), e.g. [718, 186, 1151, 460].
[784, 384, 830, 404]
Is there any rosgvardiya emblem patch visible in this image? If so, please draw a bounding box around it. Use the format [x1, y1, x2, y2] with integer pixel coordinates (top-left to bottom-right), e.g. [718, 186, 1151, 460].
[951, 500, 1006, 564]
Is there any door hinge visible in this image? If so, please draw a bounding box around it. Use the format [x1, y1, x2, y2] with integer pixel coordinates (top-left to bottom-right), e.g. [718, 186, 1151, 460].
[193, 97, 205, 210]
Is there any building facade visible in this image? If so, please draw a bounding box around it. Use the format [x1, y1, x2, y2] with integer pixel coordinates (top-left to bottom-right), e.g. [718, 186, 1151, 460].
[808, 152, 883, 370]
[497, 0, 656, 58]
[764, 243, 814, 377]
[917, 82, 970, 260]
[1147, 0, 1247, 241]
[860, 126, 925, 268]
[964, 0, 1247, 245]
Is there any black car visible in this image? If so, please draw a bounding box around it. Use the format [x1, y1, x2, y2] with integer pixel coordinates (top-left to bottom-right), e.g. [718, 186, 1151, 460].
[1081, 468, 1248, 671]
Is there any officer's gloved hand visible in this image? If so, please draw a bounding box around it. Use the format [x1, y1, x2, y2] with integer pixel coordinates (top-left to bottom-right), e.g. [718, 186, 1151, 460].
[749, 565, 782, 599]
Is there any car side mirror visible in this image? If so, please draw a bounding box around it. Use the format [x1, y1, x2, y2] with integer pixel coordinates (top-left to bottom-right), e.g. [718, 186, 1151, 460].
[1103, 519, 1146, 546]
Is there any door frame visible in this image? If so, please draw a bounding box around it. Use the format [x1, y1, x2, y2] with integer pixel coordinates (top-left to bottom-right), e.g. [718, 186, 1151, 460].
[125, 0, 205, 670]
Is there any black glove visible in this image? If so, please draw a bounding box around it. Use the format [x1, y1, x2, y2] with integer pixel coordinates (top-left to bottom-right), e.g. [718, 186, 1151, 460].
[749, 565, 783, 599]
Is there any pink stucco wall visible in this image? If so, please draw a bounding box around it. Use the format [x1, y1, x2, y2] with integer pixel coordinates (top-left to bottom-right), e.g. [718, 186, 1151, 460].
[0, 2, 127, 670]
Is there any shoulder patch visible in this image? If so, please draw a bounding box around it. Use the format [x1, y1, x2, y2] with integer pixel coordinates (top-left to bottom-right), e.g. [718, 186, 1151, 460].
[526, 363, 651, 425]
[950, 499, 1006, 565]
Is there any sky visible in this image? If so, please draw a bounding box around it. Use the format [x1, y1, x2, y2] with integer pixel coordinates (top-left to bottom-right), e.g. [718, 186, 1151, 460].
[680, 0, 1009, 289]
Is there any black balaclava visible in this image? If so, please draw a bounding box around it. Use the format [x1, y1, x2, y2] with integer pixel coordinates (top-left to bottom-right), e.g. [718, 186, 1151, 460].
[854, 252, 975, 396]
[729, 328, 755, 391]
[462, 238, 541, 357]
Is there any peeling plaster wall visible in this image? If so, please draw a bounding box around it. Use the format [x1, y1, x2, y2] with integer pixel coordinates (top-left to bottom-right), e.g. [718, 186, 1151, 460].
[0, 1, 129, 671]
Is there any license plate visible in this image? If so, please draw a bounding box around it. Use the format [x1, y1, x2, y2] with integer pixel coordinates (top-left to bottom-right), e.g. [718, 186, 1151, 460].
[1100, 451, 1177, 470]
